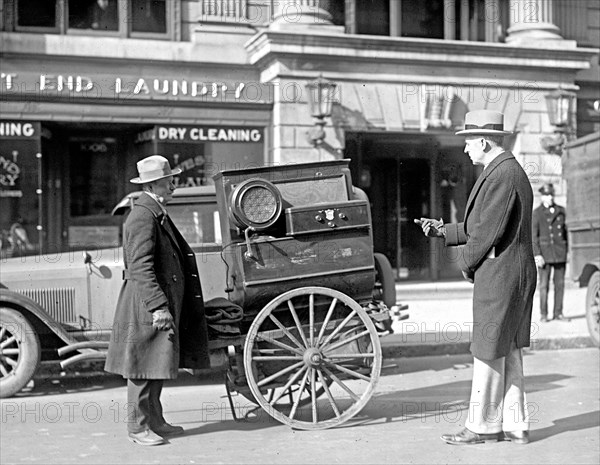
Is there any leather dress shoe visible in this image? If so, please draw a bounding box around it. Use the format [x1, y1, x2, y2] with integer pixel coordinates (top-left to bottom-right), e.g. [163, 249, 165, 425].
[152, 423, 184, 437]
[128, 430, 166, 446]
[540, 315, 549, 323]
[441, 428, 501, 445]
[503, 430, 530, 444]
[553, 314, 571, 322]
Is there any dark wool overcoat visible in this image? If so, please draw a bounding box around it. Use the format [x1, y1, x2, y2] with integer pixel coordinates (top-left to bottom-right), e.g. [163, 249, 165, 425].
[444, 152, 537, 360]
[105, 193, 210, 379]
[532, 204, 568, 264]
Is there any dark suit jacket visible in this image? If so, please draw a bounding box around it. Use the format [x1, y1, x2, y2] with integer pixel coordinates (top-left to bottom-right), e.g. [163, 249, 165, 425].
[105, 193, 210, 379]
[444, 152, 537, 360]
[532, 204, 568, 263]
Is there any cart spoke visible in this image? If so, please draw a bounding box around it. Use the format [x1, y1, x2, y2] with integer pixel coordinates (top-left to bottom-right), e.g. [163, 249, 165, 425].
[255, 334, 304, 357]
[289, 368, 311, 420]
[315, 297, 338, 348]
[0, 336, 17, 350]
[271, 365, 309, 405]
[309, 293, 315, 347]
[1, 349, 20, 355]
[0, 327, 6, 341]
[252, 355, 302, 361]
[320, 310, 357, 348]
[311, 368, 317, 423]
[287, 300, 310, 348]
[324, 353, 375, 360]
[317, 369, 340, 418]
[322, 366, 360, 402]
[322, 329, 371, 354]
[0, 363, 9, 376]
[325, 361, 371, 382]
[4, 357, 18, 368]
[268, 313, 305, 350]
[257, 361, 305, 388]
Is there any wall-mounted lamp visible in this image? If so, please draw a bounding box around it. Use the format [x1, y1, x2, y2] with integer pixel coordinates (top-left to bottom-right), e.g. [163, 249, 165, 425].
[540, 88, 577, 156]
[305, 75, 337, 147]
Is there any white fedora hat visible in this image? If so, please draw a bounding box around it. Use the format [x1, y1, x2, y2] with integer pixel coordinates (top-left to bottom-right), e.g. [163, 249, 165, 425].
[130, 155, 182, 184]
[455, 110, 512, 135]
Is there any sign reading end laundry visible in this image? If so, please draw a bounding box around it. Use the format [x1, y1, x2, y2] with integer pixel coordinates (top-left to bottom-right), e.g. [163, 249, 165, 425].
[135, 125, 264, 144]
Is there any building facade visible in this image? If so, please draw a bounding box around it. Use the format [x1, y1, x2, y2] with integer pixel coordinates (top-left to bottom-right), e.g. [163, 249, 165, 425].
[1, 0, 598, 281]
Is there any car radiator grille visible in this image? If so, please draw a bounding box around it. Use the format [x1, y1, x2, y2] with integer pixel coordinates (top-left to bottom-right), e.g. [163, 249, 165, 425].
[15, 288, 77, 324]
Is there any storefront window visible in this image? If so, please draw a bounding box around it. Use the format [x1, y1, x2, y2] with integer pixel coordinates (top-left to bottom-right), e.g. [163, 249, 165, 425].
[131, 0, 166, 33]
[68, 0, 119, 31]
[69, 138, 119, 217]
[16, 0, 57, 29]
[0, 121, 42, 257]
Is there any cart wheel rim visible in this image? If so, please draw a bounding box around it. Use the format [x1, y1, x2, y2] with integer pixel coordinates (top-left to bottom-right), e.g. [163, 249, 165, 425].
[243, 286, 382, 430]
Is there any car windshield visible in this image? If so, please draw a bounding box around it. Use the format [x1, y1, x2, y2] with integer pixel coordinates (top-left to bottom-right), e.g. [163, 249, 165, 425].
[168, 202, 222, 246]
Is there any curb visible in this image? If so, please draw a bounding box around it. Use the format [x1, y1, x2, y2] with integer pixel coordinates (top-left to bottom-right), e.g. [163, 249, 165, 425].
[382, 335, 597, 358]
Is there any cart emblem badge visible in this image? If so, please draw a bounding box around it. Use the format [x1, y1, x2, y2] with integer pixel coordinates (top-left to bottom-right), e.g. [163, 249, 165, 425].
[324, 209, 335, 221]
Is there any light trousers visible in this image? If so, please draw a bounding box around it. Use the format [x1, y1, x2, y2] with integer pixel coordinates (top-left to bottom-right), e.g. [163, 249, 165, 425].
[465, 343, 529, 434]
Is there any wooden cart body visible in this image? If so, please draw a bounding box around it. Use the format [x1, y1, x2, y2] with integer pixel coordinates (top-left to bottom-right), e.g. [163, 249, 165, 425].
[563, 132, 600, 346]
[212, 159, 395, 429]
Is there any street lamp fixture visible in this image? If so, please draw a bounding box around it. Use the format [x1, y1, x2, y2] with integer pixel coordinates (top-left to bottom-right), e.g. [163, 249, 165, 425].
[305, 75, 337, 147]
[541, 88, 577, 156]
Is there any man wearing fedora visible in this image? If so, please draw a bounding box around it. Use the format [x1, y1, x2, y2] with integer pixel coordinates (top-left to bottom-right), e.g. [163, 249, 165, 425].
[105, 155, 210, 446]
[532, 183, 569, 322]
[415, 110, 536, 445]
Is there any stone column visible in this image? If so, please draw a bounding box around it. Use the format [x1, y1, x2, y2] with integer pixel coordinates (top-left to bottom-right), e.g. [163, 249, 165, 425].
[270, 0, 341, 31]
[506, 0, 563, 44]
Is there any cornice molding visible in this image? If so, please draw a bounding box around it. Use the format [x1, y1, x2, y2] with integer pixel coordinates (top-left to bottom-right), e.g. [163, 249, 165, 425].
[245, 30, 599, 73]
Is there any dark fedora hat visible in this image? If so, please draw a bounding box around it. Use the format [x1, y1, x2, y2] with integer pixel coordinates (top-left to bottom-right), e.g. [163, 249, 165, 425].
[538, 183, 555, 195]
[456, 110, 512, 136]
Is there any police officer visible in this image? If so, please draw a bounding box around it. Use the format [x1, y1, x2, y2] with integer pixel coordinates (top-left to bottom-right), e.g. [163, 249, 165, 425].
[532, 183, 570, 322]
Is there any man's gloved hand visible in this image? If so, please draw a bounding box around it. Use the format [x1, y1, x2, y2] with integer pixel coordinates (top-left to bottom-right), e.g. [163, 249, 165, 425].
[534, 255, 545, 268]
[414, 218, 446, 238]
[152, 309, 174, 331]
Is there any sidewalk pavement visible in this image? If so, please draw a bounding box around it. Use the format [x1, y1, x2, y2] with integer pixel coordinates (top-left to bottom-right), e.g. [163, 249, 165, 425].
[382, 278, 597, 358]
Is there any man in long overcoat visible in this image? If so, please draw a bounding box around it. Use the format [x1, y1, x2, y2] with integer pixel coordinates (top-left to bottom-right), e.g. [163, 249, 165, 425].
[416, 110, 536, 445]
[105, 155, 210, 446]
[532, 183, 569, 322]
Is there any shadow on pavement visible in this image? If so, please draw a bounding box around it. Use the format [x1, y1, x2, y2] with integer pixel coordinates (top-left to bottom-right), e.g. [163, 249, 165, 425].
[20, 369, 226, 398]
[531, 410, 600, 442]
[344, 373, 573, 427]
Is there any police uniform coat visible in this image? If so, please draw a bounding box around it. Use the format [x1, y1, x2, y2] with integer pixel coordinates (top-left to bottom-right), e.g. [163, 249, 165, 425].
[532, 204, 568, 264]
[105, 193, 210, 379]
[444, 152, 537, 360]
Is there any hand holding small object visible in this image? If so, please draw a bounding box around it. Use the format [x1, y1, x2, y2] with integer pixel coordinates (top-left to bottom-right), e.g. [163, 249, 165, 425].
[414, 217, 446, 238]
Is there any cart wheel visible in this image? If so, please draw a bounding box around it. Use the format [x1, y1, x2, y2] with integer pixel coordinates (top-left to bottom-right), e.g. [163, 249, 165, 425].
[586, 271, 600, 347]
[243, 287, 382, 430]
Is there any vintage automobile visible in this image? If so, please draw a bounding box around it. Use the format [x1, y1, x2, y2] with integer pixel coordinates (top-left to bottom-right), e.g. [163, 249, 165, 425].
[0, 159, 404, 429]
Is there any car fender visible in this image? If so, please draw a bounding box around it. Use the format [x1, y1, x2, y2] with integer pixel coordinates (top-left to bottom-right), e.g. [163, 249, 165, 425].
[579, 262, 600, 288]
[0, 287, 76, 345]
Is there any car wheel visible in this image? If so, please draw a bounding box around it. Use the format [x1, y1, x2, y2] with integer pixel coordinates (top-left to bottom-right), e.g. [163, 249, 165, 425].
[373, 253, 396, 308]
[585, 272, 600, 347]
[0, 308, 41, 398]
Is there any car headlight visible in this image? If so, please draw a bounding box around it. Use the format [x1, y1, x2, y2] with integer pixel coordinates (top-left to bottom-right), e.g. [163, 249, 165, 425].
[229, 178, 282, 231]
